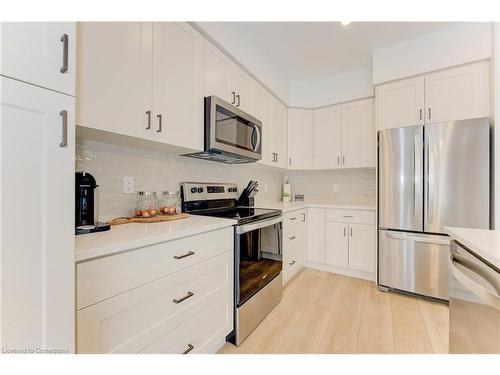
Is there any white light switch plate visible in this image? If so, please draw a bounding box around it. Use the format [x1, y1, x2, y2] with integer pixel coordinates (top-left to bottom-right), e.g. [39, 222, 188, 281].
[333, 184, 339, 193]
[123, 176, 135, 194]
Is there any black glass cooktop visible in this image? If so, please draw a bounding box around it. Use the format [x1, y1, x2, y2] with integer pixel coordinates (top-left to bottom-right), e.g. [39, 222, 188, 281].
[193, 206, 281, 225]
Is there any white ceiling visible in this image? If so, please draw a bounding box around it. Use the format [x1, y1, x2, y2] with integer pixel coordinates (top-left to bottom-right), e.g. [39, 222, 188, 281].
[196, 22, 460, 82]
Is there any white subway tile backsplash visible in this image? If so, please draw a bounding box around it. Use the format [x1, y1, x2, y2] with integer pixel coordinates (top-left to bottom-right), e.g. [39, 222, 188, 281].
[76, 139, 376, 221]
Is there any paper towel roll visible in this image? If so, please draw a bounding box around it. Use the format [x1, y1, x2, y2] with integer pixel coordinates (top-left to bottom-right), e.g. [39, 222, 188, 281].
[282, 182, 291, 202]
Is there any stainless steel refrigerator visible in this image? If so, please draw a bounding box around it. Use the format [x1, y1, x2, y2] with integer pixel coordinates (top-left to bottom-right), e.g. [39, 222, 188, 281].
[378, 118, 490, 300]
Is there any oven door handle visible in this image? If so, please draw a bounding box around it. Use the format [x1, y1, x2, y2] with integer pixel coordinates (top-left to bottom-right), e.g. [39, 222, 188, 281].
[236, 216, 283, 234]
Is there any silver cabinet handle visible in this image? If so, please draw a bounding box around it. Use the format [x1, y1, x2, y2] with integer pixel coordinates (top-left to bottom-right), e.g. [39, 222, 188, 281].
[173, 250, 195, 259]
[60, 34, 69, 73]
[343, 215, 353, 218]
[343, 227, 346, 237]
[275, 153, 279, 163]
[428, 108, 431, 120]
[289, 236, 296, 240]
[182, 344, 194, 354]
[289, 260, 296, 265]
[156, 114, 162, 133]
[350, 227, 353, 238]
[419, 109, 422, 121]
[145, 110, 151, 130]
[337, 156, 340, 165]
[236, 94, 241, 107]
[342, 156, 345, 165]
[302, 213, 306, 222]
[289, 217, 296, 221]
[172, 291, 194, 304]
[289, 157, 292, 166]
[59, 110, 68, 147]
[231, 91, 236, 105]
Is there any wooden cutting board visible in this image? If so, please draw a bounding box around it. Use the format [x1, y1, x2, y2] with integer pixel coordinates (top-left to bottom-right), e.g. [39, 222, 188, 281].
[107, 213, 190, 226]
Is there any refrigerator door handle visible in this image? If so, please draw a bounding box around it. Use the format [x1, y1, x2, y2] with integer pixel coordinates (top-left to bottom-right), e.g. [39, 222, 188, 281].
[426, 135, 435, 224]
[385, 231, 450, 245]
[414, 135, 422, 224]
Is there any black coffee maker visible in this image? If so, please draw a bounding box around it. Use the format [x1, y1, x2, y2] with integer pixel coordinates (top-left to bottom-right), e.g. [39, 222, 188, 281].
[75, 172, 110, 235]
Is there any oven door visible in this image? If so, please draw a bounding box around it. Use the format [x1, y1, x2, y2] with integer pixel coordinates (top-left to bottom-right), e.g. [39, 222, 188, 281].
[206, 96, 262, 161]
[235, 216, 282, 307]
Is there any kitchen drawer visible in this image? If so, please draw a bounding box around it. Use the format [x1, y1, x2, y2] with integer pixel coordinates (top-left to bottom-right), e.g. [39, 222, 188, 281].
[284, 223, 305, 250]
[76, 251, 233, 353]
[140, 294, 232, 354]
[283, 245, 301, 285]
[325, 209, 375, 225]
[283, 209, 307, 228]
[76, 227, 233, 310]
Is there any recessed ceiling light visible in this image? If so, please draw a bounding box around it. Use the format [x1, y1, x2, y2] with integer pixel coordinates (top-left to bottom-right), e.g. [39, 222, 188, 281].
[341, 21, 351, 26]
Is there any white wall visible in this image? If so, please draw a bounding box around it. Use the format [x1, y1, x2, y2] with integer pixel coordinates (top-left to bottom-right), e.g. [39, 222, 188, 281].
[494, 23, 499, 229]
[373, 23, 492, 85]
[288, 68, 374, 108]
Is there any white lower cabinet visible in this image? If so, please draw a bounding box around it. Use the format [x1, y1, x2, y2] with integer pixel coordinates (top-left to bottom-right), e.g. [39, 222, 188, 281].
[306, 208, 376, 280]
[282, 209, 307, 285]
[76, 228, 234, 354]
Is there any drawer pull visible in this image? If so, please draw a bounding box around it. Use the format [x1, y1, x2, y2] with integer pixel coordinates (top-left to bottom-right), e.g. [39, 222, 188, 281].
[289, 217, 297, 221]
[182, 344, 194, 354]
[289, 236, 296, 240]
[173, 291, 194, 304]
[173, 251, 195, 259]
[289, 260, 296, 265]
[343, 215, 354, 218]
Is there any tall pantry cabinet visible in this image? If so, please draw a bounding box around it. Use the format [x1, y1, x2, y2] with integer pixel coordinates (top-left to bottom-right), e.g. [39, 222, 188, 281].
[0, 23, 76, 352]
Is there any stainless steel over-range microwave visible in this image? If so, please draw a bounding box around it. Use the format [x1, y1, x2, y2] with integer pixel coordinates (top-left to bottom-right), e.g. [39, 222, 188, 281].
[184, 96, 262, 164]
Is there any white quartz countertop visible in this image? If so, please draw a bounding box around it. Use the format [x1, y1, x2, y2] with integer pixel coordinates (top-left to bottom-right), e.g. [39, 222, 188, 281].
[75, 215, 237, 263]
[445, 227, 500, 269]
[259, 201, 376, 213]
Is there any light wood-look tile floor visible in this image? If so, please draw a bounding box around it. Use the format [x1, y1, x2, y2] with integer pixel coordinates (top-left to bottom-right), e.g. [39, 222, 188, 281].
[218, 268, 449, 354]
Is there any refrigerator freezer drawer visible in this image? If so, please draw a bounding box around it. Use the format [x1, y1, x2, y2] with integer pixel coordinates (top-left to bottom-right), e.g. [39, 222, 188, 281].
[378, 230, 450, 300]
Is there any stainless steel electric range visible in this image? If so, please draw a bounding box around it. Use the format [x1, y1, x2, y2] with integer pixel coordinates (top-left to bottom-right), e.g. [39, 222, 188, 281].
[181, 182, 283, 345]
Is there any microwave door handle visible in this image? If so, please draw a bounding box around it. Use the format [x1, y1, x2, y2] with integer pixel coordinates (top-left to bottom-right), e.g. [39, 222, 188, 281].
[449, 254, 500, 310]
[252, 124, 261, 152]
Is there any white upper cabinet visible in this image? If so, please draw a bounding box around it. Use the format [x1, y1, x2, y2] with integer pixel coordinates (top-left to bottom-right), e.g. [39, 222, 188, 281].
[424, 61, 489, 123]
[287, 108, 314, 169]
[376, 61, 490, 130]
[77, 22, 153, 140]
[204, 40, 232, 103]
[77, 22, 204, 152]
[271, 97, 288, 168]
[1, 22, 76, 96]
[152, 22, 204, 151]
[230, 65, 253, 114]
[376, 76, 425, 130]
[1, 77, 75, 352]
[313, 105, 342, 169]
[341, 98, 375, 168]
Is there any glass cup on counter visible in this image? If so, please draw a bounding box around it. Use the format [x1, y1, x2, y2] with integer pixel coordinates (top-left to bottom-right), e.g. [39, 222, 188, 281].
[159, 191, 181, 215]
[134, 191, 159, 217]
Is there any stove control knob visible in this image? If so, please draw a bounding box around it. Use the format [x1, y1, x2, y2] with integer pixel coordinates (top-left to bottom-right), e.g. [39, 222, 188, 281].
[190, 187, 197, 193]
[197, 187, 204, 193]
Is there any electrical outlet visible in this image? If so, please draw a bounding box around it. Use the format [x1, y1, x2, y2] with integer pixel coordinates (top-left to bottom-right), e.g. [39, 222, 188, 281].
[123, 176, 134, 194]
[333, 183, 339, 193]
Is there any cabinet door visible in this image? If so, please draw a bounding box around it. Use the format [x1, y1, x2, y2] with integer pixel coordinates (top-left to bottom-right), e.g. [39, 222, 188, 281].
[204, 40, 232, 103]
[325, 222, 349, 268]
[1, 77, 75, 352]
[348, 223, 375, 273]
[153, 22, 204, 151]
[313, 105, 342, 169]
[288, 108, 314, 169]
[1, 22, 76, 96]
[341, 98, 375, 168]
[271, 97, 288, 168]
[230, 65, 253, 113]
[376, 76, 424, 130]
[253, 84, 274, 166]
[77, 22, 153, 140]
[306, 208, 325, 263]
[424, 61, 489, 123]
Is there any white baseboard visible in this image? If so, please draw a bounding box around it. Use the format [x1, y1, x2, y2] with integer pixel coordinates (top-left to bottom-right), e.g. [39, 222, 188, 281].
[304, 261, 375, 282]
